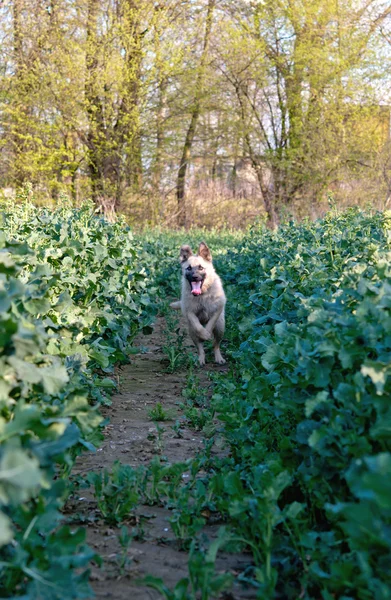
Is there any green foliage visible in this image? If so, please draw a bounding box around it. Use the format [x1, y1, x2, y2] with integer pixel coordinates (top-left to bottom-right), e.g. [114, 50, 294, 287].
[204, 208, 391, 598]
[171, 419, 185, 439]
[148, 402, 170, 422]
[161, 308, 189, 372]
[87, 462, 141, 525]
[3, 205, 391, 598]
[1, 198, 154, 369]
[180, 372, 213, 432]
[137, 209, 391, 598]
[183, 406, 212, 433]
[182, 372, 208, 407]
[117, 525, 133, 574]
[0, 202, 156, 597]
[144, 529, 233, 600]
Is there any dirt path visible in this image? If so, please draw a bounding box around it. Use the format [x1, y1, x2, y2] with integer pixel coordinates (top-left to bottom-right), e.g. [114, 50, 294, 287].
[69, 316, 255, 600]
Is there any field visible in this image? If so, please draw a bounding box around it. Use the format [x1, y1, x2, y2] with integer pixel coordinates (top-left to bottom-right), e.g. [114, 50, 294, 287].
[1, 201, 390, 599]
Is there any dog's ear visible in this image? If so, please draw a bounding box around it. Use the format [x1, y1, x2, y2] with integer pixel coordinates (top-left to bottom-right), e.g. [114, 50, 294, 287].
[179, 245, 193, 263]
[198, 242, 212, 262]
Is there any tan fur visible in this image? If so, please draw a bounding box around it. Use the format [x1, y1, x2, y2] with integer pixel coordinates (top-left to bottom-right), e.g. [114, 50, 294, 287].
[170, 242, 226, 366]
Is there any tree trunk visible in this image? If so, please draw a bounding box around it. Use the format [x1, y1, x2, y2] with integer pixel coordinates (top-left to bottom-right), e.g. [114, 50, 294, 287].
[153, 10, 167, 218]
[85, 0, 104, 203]
[235, 85, 278, 229]
[176, 0, 215, 227]
[12, 0, 25, 187]
[284, 27, 307, 201]
[122, 0, 142, 194]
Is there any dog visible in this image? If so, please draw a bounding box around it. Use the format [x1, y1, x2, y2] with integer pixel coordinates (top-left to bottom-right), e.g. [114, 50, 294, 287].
[170, 242, 226, 366]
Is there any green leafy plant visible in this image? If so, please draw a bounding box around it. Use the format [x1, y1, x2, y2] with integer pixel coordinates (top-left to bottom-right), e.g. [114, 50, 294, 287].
[148, 402, 170, 421]
[183, 406, 213, 432]
[144, 529, 233, 599]
[161, 310, 188, 372]
[87, 462, 142, 525]
[116, 526, 133, 574]
[182, 372, 208, 407]
[171, 419, 184, 439]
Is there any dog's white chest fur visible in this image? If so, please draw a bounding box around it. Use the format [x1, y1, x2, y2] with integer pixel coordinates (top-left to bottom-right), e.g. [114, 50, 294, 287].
[182, 278, 224, 323]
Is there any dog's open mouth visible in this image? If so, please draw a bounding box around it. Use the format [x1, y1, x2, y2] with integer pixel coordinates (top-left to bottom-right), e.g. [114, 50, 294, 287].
[190, 281, 202, 296]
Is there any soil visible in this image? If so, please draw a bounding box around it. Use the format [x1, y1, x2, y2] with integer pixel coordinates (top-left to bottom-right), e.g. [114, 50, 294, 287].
[68, 316, 257, 600]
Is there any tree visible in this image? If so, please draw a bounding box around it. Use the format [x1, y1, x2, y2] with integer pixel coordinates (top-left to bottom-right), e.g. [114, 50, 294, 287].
[176, 0, 215, 227]
[0, 0, 390, 223]
[217, 0, 391, 225]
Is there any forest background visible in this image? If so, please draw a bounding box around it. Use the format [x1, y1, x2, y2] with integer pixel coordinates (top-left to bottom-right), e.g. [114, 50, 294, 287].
[1, 0, 391, 229]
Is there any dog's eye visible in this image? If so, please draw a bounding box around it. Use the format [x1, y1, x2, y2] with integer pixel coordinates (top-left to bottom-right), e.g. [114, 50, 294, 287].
[186, 266, 192, 271]
[198, 265, 204, 271]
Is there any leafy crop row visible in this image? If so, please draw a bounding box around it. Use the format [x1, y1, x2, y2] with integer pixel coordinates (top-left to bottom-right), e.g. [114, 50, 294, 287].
[208, 209, 391, 598]
[135, 209, 391, 599]
[0, 200, 154, 598]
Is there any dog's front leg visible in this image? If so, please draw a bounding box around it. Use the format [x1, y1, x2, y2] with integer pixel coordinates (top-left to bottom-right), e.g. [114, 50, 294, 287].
[205, 304, 224, 335]
[187, 313, 209, 366]
[187, 313, 212, 341]
[205, 305, 226, 365]
[192, 337, 206, 366]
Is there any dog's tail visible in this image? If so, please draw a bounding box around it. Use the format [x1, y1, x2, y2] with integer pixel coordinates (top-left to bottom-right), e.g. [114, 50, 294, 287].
[170, 300, 181, 310]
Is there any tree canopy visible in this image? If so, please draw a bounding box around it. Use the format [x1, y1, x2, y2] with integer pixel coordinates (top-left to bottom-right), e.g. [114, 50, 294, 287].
[1, 0, 390, 225]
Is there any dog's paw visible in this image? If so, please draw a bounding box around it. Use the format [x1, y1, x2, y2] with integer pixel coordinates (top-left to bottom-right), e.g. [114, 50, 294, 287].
[214, 351, 226, 365]
[198, 328, 212, 341]
[215, 356, 226, 365]
[170, 301, 181, 310]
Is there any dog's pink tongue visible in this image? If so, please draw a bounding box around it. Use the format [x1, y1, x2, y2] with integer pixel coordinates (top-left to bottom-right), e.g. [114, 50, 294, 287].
[191, 281, 202, 296]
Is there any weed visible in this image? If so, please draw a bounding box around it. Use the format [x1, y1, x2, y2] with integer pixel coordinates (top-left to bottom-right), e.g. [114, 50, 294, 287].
[182, 372, 208, 407]
[87, 462, 141, 525]
[171, 419, 184, 439]
[153, 423, 165, 454]
[144, 529, 233, 599]
[184, 406, 213, 432]
[148, 402, 170, 421]
[161, 310, 188, 372]
[116, 526, 133, 574]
